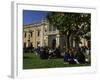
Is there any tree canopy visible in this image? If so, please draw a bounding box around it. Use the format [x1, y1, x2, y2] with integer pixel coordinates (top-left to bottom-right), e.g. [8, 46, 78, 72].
[47, 12, 91, 49]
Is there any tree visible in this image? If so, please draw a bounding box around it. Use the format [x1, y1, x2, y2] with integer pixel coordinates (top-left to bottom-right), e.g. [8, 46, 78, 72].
[72, 13, 91, 48]
[47, 12, 73, 49]
[47, 12, 91, 49]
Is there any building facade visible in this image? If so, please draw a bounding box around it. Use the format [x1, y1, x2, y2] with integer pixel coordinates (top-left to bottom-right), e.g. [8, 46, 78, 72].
[23, 20, 48, 48]
[23, 20, 90, 49]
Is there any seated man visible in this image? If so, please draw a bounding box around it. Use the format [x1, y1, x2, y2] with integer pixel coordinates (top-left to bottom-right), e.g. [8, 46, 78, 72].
[68, 49, 76, 64]
[64, 49, 70, 64]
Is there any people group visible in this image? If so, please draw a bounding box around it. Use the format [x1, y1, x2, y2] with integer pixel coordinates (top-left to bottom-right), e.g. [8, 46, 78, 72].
[26, 45, 90, 64]
[64, 46, 90, 64]
[34, 47, 62, 59]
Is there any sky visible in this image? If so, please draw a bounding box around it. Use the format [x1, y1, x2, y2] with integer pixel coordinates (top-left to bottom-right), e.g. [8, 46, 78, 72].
[23, 10, 48, 25]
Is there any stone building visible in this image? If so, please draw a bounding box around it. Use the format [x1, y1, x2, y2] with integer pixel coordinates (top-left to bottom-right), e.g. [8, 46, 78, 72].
[23, 19, 48, 48]
[23, 19, 90, 49]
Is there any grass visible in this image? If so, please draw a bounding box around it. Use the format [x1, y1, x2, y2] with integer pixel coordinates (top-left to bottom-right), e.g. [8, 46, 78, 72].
[23, 53, 90, 69]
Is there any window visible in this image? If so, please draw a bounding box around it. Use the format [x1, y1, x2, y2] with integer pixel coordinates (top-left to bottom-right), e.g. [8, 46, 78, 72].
[30, 42, 33, 48]
[30, 32, 33, 37]
[45, 29, 47, 32]
[28, 34, 30, 40]
[53, 26, 56, 31]
[37, 30, 40, 37]
[23, 42, 26, 48]
[49, 24, 52, 31]
[37, 41, 40, 47]
[24, 32, 26, 38]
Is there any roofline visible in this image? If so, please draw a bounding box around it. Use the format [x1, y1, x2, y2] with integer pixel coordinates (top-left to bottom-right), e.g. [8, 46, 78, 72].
[23, 22, 48, 28]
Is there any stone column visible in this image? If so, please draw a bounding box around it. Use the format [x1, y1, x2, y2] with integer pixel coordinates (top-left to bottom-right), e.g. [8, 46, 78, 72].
[56, 34, 60, 48]
[40, 25, 44, 47]
[45, 36, 48, 47]
[26, 31, 29, 47]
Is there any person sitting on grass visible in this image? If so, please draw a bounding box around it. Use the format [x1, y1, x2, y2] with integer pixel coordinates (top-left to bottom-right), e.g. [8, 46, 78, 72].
[75, 46, 85, 64]
[68, 48, 76, 64]
[48, 48, 55, 60]
[64, 49, 70, 64]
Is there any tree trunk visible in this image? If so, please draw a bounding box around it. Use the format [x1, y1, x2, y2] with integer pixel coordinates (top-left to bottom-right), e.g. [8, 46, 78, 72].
[75, 36, 80, 48]
[69, 33, 74, 48]
[67, 34, 70, 49]
[65, 33, 70, 49]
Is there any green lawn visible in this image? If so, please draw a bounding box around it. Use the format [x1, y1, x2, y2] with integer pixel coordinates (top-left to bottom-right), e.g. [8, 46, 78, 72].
[23, 53, 90, 69]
